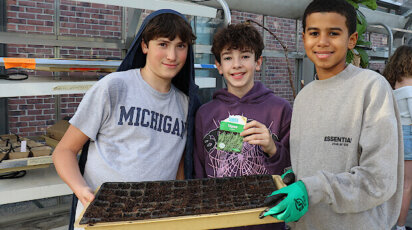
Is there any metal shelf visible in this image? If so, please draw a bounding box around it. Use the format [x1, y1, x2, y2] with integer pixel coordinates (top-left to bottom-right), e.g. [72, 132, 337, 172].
[0, 57, 120, 69]
[0, 75, 98, 97]
[0, 165, 71, 205]
[0, 74, 216, 98]
[0, 155, 53, 174]
[0, 58, 217, 96]
[0, 57, 216, 70]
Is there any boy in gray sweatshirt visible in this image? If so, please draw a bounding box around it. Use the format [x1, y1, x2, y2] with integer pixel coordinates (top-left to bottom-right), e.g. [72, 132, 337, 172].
[262, 0, 404, 229]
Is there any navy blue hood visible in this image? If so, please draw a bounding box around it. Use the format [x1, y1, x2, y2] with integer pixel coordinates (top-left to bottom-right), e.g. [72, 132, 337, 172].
[118, 9, 200, 179]
[117, 9, 195, 96]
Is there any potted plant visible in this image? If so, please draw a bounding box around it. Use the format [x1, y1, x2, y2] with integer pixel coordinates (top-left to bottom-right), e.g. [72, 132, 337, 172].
[346, 0, 377, 68]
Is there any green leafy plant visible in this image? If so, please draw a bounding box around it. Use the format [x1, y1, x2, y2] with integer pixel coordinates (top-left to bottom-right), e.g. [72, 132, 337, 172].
[217, 131, 244, 153]
[346, 0, 377, 68]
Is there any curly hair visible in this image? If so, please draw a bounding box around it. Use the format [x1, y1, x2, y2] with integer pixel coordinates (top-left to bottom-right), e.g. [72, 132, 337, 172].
[383, 45, 412, 89]
[211, 23, 264, 63]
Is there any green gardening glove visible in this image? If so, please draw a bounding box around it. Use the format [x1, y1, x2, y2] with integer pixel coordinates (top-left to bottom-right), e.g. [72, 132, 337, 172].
[262, 181, 308, 222]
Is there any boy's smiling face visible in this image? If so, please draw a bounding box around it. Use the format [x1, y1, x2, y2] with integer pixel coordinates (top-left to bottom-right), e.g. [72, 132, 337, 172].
[303, 12, 358, 80]
[141, 36, 188, 91]
[216, 48, 262, 98]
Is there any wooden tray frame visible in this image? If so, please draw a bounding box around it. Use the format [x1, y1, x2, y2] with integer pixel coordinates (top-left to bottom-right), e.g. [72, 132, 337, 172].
[76, 175, 286, 230]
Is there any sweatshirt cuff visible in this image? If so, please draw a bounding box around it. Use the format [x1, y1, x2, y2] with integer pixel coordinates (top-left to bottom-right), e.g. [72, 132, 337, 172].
[263, 142, 281, 163]
[301, 175, 325, 206]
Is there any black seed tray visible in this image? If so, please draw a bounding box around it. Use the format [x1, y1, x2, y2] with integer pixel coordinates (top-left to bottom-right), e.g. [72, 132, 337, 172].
[80, 174, 276, 225]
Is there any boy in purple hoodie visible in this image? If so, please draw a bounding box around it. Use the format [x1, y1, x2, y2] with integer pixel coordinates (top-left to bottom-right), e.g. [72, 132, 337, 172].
[193, 23, 292, 230]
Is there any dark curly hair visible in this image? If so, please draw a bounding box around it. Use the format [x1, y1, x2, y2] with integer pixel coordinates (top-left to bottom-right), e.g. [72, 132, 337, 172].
[211, 23, 264, 63]
[383, 45, 412, 89]
[302, 0, 357, 36]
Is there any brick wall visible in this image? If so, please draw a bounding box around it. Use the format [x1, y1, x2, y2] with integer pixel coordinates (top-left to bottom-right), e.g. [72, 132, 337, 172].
[7, 0, 58, 136]
[8, 96, 56, 136]
[230, 11, 298, 102]
[4, 1, 390, 136]
[6, 0, 122, 136]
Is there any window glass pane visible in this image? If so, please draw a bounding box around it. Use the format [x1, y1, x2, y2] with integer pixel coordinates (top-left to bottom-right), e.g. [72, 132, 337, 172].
[192, 16, 224, 104]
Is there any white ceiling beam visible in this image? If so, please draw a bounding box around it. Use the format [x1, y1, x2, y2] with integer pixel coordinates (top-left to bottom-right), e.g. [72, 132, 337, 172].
[73, 0, 217, 18]
[359, 6, 409, 33]
[187, 0, 311, 19]
[188, 0, 410, 32]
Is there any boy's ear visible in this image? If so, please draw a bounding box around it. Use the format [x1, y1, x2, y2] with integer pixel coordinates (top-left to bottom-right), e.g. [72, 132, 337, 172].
[141, 40, 148, 54]
[255, 56, 263, 71]
[348, 32, 358, 50]
[215, 60, 223, 75]
[302, 31, 305, 43]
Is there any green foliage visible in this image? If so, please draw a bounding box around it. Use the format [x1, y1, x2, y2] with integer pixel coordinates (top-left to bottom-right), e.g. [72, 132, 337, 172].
[346, 0, 377, 10]
[346, 48, 354, 64]
[356, 47, 369, 68]
[345, 0, 377, 68]
[356, 11, 367, 35]
[217, 131, 244, 153]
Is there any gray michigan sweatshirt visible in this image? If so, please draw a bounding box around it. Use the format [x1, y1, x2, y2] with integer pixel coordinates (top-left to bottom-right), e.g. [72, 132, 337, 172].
[289, 64, 404, 230]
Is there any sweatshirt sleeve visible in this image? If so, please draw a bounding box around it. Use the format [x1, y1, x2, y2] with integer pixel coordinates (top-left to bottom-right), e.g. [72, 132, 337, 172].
[70, 78, 112, 141]
[263, 103, 292, 175]
[302, 78, 401, 213]
[193, 111, 207, 178]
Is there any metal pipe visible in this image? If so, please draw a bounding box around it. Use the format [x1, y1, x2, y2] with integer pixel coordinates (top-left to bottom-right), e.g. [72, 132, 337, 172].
[192, 0, 310, 19]
[216, 0, 231, 25]
[402, 9, 411, 17]
[192, 1, 409, 32]
[54, 0, 62, 122]
[121, 6, 127, 58]
[369, 23, 393, 57]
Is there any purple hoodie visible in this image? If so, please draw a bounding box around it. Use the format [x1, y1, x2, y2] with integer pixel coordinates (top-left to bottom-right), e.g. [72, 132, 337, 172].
[194, 82, 292, 230]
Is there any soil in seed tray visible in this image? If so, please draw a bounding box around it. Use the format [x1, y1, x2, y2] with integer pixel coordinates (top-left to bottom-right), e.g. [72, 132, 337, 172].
[79, 174, 277, 225]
